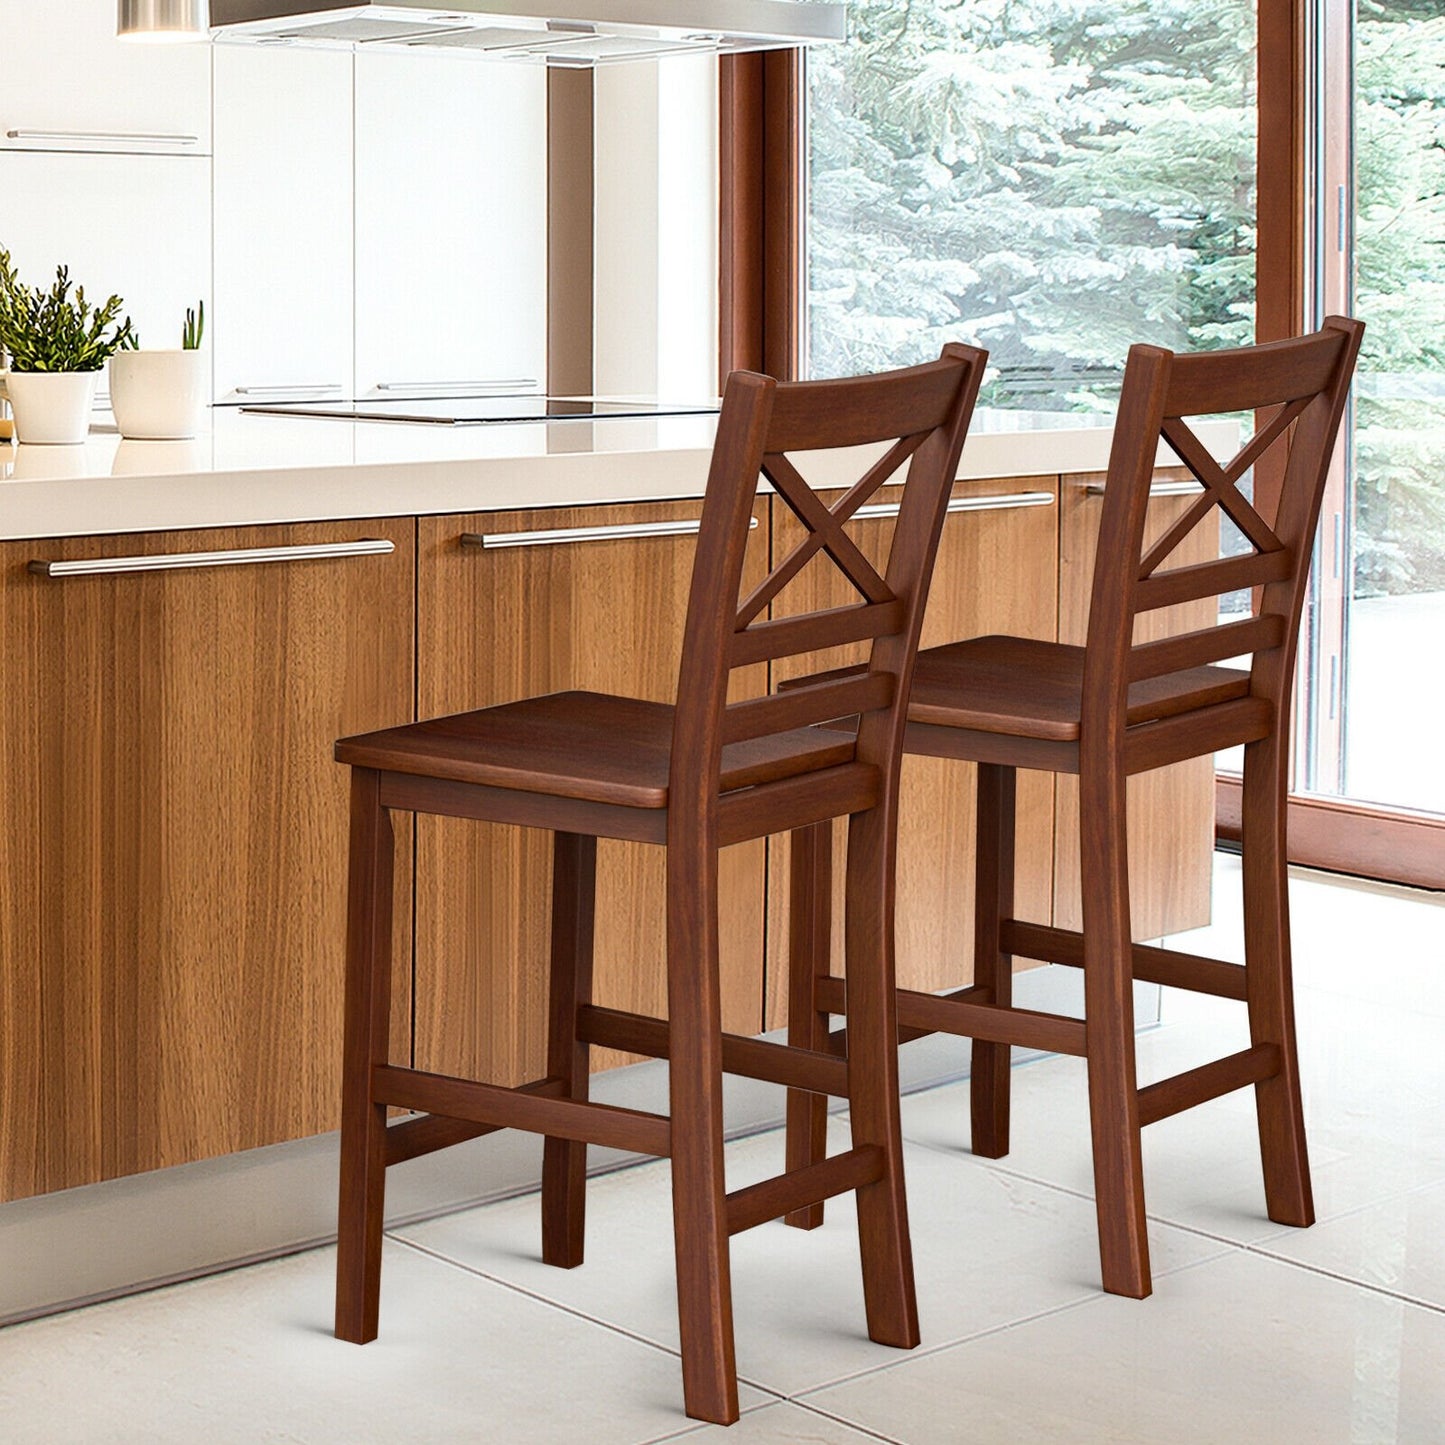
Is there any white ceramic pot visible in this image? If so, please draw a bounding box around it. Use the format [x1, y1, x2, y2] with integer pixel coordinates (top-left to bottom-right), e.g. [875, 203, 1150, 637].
[109, 349, 208, 440]
[0, 369, 99, 445]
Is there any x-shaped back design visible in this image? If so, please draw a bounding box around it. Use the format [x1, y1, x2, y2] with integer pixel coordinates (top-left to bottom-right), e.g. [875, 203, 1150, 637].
[734, 433, 926, 630]
[1138, 397, 1310, 581]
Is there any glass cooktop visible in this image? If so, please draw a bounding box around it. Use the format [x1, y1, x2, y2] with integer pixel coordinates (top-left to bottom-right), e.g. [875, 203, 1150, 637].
[240, 396, 720, 425]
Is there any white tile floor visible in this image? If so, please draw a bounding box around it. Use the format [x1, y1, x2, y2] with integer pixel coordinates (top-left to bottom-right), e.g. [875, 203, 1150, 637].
[2, 854, 1443, 1443]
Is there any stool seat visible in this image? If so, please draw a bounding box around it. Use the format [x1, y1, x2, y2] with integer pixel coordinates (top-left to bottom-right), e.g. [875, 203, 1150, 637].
[906, 636, 1252, 739]
[337, 689, 858, 808]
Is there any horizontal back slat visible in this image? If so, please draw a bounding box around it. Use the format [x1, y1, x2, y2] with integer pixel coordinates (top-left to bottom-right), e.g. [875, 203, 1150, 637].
[1166, 327, 1349, 418]
[764, 359, 967, 452]
[1128, 614, 1286, 682]
[722, 672, 893, 745]
[1135, 549, 1294, 612]
[730, 599, 907, 669]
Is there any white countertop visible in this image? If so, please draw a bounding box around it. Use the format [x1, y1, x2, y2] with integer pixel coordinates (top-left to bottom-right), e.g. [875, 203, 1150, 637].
[0, 403, 1156, 542]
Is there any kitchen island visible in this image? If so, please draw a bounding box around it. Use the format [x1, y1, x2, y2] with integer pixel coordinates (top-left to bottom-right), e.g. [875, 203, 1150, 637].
[0, 407, 1219, 1322]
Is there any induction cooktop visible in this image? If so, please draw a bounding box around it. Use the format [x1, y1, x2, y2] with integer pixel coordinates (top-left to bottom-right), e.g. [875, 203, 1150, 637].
[240, 396, 720, 425]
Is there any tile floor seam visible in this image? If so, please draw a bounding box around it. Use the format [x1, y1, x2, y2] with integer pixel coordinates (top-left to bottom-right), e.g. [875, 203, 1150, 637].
[384, 1231, 708, 1366]
[769, 1397, 913, 1445]
[1239, 1240, 1445, 1316]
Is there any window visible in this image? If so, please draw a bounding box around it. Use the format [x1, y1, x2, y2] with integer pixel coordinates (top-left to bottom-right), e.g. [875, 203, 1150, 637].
[803, 0, 1259, 411]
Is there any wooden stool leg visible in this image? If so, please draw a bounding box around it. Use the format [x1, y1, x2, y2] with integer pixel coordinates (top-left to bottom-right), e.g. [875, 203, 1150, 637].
[666, 837, 739, 1426]
[843, 808, 921, 1351]
[542, 831, 598, 1268]
[336, 768, 397, 1344]
[785, 821, 833, 1229]
[1241, 737, 1314, 1227]
[1079, 764, 1152, 1299]
[971, 763, 1015, 1159]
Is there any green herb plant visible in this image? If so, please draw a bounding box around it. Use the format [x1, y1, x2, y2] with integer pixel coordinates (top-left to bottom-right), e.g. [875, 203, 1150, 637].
[122, 299, 206, 353]
[182, 299, 204, 351]
[0, 247, 134, 373]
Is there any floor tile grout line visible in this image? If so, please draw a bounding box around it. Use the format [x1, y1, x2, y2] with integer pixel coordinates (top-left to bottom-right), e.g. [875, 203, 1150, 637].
[386, 1232, 697, 1364]
[1239, 1241, 1445, 1317]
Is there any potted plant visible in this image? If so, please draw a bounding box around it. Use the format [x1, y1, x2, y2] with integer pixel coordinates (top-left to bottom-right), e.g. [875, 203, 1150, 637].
[109, 300, 208, 441]
[0, 247, 134, 445]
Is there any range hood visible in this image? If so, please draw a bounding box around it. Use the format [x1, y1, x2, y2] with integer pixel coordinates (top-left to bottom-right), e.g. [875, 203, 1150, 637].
[208, 0, 845, 64]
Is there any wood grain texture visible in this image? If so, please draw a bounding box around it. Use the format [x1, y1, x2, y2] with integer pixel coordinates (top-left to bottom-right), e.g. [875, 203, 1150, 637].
[764, 476, 1059, 1025]
[0, 521, 414, 1202]
[413, 500, 770, 1085]
[1052, 469, 1218, 940]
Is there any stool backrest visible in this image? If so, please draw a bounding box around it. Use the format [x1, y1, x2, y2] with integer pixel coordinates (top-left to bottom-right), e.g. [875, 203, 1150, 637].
[671, 344, 986, 811]
[1083, 316, 1364, 739]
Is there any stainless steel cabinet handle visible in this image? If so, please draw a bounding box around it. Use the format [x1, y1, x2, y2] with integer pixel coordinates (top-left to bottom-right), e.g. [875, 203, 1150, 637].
[1083, 480, 1204, 497]
[376, 379, 538, 394]
[28, 539, 394, 578]
[6, 128, 199, 147]
[463, 516, 758, 550]
[854, 490, 1056, 522]
[232, 384, 345, 397]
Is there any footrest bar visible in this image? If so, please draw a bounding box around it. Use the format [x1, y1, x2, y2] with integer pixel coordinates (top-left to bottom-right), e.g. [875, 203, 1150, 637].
[813, 977, 989, 1048]
[372, 1064, 671, 1157]
[896, 988, 1088, 1056]
[1137, 1044, 1281, 1127]
[1001, 921, 1249, 1002]
[384, 1077, 568, 1165]
[577, 1005, 851, 1097]
[725, 1145, 884, 1236]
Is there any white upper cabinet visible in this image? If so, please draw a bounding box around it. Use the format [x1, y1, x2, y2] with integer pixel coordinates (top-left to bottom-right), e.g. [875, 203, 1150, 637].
[212, 44, 354, 404]
[354, 50, 547, 399]
[0, 0, 211, 155]
[0, 152, 210, 399]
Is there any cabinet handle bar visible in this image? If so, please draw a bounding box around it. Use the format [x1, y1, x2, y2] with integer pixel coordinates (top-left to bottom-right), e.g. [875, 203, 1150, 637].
[1083, 480, 1204, 497]
[28, 540, 395, 578]
[854, 490, 1055, 522]
[233, 384, 345, 396]
[375, 380, 538, 394]
[6, 128, 199, 146]
[463, 517, 758, 550]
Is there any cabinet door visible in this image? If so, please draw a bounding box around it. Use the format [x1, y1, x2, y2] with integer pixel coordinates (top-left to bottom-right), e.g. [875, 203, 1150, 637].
[415, 502, 768, 1087]
[0, 521, 414, 1202]
[1052, 473, 1219, 939]
[0, 0, 210, 155]
[211, 44, 354, 405]
[765, 477, 1060, 1023]
[0, 152, 210, 404]
[354, 51, 547, 399]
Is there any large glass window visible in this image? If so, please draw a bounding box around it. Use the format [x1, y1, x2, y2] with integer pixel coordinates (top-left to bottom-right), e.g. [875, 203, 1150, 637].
[804, 0, 1259, 408]
[1301, 0, 1445, 813]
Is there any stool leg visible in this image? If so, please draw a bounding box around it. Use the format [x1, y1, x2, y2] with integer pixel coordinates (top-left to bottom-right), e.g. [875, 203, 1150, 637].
[666, 834, 739, 1426]
[970, 763, 1015, 1159]
[1241, 736, 1314, 1227]
[785, 821, 833, 1229]
[336, 768, 397, 1344]
[1079, 762, 1152, 1299]
[542, 832, 598, 1269]
[844, 806, 920, 1351]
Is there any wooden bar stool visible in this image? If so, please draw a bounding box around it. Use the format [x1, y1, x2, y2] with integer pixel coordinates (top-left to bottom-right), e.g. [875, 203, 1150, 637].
[785, 318, 1364, 1300]
[332, 344, 986, 1424]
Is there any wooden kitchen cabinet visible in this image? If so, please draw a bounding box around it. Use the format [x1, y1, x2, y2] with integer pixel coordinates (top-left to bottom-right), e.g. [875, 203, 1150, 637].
[353, 51, 548, 399]
[1051, 472, 1219, 938]
[764, 476, 1061, 1022]
[0, 0, 211, 156]
[0, 521, 414, 1202]
[413, 501, 770, 1086]
[211, 43, 355, 405]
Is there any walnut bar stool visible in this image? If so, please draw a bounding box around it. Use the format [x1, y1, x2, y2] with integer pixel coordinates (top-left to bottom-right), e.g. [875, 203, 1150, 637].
[332, 345, 986, 1424]
[785, 318, 1363, 1300]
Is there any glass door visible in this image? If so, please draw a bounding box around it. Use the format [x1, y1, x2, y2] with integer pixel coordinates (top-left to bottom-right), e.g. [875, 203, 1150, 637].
[1302, 0, 1445, 815]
